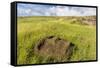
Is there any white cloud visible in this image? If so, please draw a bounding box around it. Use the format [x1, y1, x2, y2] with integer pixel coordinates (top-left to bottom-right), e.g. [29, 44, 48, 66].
[82, 8, 96, 16]
[25, 9, 32, 14]
[17, 3, 96, 16]
[54, 6, 96, 16]
[53, 6, 81, 16]
[17, 7, 32, 16]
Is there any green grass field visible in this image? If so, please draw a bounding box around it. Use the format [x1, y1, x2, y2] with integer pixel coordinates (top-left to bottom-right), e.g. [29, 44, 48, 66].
[17, 16, 96, 65]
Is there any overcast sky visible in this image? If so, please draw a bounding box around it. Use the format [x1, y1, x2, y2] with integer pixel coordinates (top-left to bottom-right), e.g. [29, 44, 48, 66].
[17, 3, 96, 16]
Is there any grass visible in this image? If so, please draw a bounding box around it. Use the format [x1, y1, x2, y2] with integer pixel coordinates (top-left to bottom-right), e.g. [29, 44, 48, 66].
[17, 16, 96, 65]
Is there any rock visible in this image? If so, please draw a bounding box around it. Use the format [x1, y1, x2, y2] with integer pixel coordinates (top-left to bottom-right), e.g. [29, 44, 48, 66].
[34, 36, 75, 61]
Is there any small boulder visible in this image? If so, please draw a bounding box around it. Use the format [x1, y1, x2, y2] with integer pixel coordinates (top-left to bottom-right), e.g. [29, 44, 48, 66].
[34, 36, 75, 61]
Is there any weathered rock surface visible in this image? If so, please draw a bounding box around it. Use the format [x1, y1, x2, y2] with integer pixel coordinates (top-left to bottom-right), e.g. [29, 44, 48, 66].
[34, 36, 75, 61]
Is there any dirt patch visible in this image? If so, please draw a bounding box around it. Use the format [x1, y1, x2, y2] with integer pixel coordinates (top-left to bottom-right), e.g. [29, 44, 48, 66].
[34, 36, 75, 61]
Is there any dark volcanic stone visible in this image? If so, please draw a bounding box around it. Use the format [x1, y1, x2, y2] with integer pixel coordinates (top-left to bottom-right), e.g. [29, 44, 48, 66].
[34, 36, 75, 61]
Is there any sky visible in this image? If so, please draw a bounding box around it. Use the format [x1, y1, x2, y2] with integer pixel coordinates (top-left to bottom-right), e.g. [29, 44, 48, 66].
[17, 3, 96, 16]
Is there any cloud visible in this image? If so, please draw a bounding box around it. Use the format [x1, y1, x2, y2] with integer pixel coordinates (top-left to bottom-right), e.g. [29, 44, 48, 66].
[17, 3, 96, 16]
[81, 8, 96, 16]
[17, 5, 32, 16]
[53, 6, 96, 16]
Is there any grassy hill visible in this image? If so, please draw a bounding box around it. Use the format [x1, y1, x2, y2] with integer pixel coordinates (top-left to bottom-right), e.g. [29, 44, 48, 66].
[17, 16, 96, 65]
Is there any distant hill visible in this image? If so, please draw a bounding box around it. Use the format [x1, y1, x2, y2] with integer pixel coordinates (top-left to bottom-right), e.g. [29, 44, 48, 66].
[18, 16, 96, 26]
